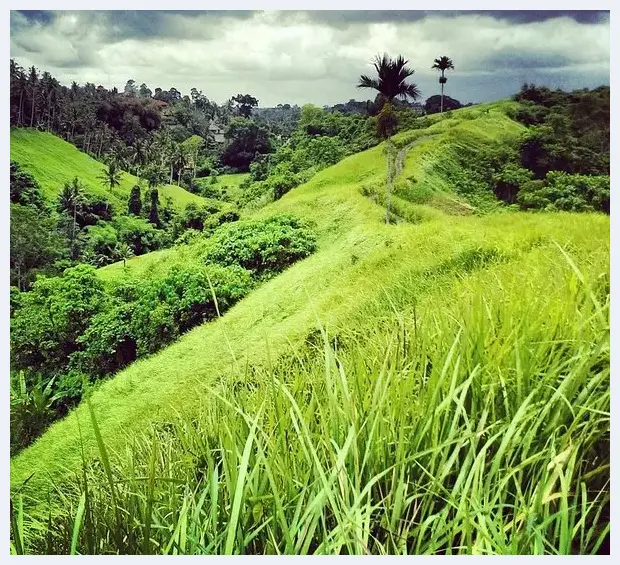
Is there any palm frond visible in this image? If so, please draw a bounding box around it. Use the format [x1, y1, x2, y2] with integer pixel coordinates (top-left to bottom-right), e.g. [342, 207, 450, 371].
[359, 53, 420, 102]
[402, 83, 421, 101]
[432, 55, 454, 71]
[357, 75, 380, 90]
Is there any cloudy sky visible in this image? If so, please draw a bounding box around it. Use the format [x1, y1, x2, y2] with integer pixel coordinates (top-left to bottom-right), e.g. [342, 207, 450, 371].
[10, 10, 610, 107]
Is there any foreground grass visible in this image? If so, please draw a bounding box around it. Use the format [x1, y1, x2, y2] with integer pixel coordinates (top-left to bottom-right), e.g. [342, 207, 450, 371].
[12, 235, 609, 554]
[10, 128, 209, 210]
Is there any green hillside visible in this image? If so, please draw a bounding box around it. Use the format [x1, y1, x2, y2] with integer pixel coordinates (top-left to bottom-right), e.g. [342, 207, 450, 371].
[98, 102, 522, 280]
[10, 128, 209, 210]
[10, 104, 609, 554]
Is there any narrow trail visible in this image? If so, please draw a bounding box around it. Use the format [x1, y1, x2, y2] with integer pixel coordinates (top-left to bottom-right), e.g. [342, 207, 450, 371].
[392, 135, 432, 180]
[391, 135, 475, 216]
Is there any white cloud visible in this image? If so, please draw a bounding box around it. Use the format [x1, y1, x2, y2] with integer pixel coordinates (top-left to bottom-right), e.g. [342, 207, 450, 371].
[10, 10, 610, 106]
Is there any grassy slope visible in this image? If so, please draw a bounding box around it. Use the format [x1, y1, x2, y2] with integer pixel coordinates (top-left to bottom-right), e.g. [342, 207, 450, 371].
[10, 128, 209, 210]
[98, 102, 522, 281]
[10, 103, 609, 501]
[193, 172, 250, 205]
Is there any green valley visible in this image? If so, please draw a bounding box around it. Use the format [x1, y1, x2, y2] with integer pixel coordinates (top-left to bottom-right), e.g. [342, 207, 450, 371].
[9, 15, 610, 556]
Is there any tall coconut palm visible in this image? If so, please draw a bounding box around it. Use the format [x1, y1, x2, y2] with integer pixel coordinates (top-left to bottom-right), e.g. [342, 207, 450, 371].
[57, 177, 85, 259]
[171, 149, 188, 186]
[431, 56, 454, 114]
[130, 138, 149, 181]
[358, 53, 421, 224]
[98, 162, 123, 193]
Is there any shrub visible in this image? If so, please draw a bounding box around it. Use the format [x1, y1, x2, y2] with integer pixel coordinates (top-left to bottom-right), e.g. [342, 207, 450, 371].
[202, 214, 317, 278]
[172, 202, 222, 239]
[113, 215, 167, 255]
[10, 372, 57, 455]
[10, 162, 46, 211]
[10, 264, 108, 377]
[83, 222, 119, 264]
[174, 228, 204, 247]
[129, 264, 253, 354]
[73, 302, 137, 377]
[517, 172, 610, 213]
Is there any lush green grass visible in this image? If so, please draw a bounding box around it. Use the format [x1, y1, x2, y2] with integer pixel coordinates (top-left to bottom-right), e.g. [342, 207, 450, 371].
[10, 102, 609, 555]
[10, 128, 210, 210]
[193, 173, 250, 204]
[218, 173, 250, 188]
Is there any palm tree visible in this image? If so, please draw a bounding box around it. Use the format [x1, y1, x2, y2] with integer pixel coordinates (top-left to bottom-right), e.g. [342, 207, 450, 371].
[116, 242, 134, 269]
[130, 138, 149, 181]
[146, 166, 164, 190]
[431, 56, 454, 114]
[358, 54, 421, 224]
[98, 162, 123, 193]
[172, 149, 188, 186]
[57, 177, 85, 259]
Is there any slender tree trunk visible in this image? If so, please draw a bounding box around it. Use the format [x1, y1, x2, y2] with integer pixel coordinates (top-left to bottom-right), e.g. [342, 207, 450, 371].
[46, 96, 52, 131]
[30, 92, 35, 127]
[73, 204, 77, 239]
[18, 90, 23, 126]
[385, 138, 392, 224]
[170, 165, 173, 185]
[440, 82, 444, 114]
[72, 204, 77, 259]
[440, 70, 445, 114]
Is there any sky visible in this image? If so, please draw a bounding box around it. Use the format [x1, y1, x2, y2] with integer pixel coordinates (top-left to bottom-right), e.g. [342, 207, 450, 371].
[9, 10, 610, 107]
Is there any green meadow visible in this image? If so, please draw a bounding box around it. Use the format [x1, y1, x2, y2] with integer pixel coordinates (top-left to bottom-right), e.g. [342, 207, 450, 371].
[10, 128, 210, 209]
[10, 102, 610, 555]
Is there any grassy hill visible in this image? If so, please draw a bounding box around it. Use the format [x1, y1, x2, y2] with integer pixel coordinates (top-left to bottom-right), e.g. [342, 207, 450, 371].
[10, 103, 609, 554]
[10, 128, 210, 210]
[98, 102, 522, 280]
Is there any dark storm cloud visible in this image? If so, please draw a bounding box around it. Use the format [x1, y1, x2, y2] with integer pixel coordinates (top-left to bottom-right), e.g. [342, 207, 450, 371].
[12, 10, 56, 25]
[480, 51, 573, 71]
[303, 10, 609, 26]
[100, 10, 255, 40]
[12, 10, 255, 41]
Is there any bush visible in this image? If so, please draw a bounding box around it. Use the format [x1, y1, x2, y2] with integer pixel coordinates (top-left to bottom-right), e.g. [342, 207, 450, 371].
[174, 228, 204, 247]
[517, 172, 610, 213]
[202, 214, 317, 278]
[10, 161, 46, 211]
[113, 215, 167, 255]
[10, 372, 57, 455]
[10, 264, 108, 377]
[269, 172, 301, 200]
[172, 202, 222, 239]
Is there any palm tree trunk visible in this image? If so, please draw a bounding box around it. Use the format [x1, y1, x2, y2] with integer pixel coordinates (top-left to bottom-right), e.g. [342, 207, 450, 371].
[73, 204, 77, 240]
[72, 204, 77, 259]
[18, 89, 23, 126]
[440, 71, 445, 114]
[385, 138, 392, 224]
